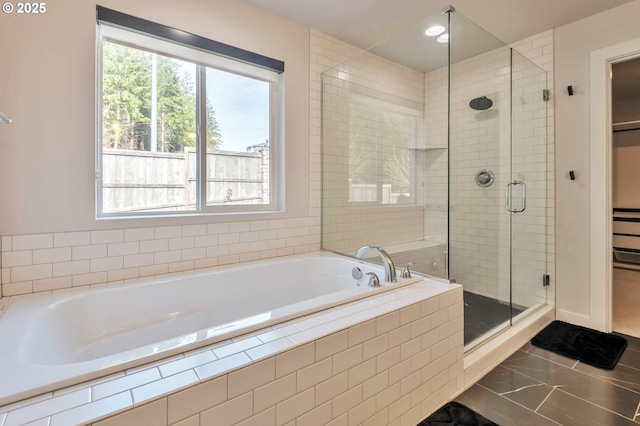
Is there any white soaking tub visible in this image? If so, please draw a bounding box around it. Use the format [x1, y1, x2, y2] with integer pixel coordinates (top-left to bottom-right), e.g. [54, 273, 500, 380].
[0, 251, 423, 405]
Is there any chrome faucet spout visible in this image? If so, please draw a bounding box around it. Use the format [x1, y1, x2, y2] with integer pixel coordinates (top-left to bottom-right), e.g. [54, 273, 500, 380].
[355, 245, 397, 283]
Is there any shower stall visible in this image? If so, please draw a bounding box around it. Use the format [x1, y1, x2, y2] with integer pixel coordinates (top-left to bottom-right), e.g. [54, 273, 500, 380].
[321, 7, 548, 348]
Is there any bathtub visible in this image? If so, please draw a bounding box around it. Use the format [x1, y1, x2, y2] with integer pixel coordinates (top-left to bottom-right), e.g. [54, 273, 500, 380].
[0, 251, 423, 406]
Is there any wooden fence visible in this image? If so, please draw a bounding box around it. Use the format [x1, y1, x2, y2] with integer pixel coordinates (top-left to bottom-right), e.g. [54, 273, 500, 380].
[102, 147, 268, 213]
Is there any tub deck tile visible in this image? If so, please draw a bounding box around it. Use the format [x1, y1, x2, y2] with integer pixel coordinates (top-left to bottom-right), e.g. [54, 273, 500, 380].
[212, 336, 263, 359]
[325, 300, 374, 320]
[4, 388, 90, 426]
[125, 353, 184, 375]
[131, 370, 199, 406]
[382, 295, 425, 313]
[323, 307, 384, 334]
[194, 352, 252, 381]
[22, 417, 49, 426]
[256, 324, 303, 344]
[0, 392, 53, 415]
[286, 325, 332, 345]
[295, 313, 334, 330]
[231, 327, 272, 341]
[49, 391, 132, 426]
[246, 338, 297, 362]
[208, 338, 233, 351]
[92, 368, 160, 401]
[53, 372, 125, 398]
[184, 345, 219, 357]
[158, 350, 216, 378]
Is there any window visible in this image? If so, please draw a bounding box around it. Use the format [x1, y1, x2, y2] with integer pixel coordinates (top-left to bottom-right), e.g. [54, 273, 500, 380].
[96, 7, 284, 217]
[348, 96, 420, 205]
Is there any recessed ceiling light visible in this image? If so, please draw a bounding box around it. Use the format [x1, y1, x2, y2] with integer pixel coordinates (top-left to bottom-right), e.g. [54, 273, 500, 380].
[425, 25, 445, 37]
[437, 33, 449, 43]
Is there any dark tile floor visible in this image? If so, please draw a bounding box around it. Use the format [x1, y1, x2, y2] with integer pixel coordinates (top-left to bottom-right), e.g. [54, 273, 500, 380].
[464, 291, 524, 345]
[455, 332, 640, 425]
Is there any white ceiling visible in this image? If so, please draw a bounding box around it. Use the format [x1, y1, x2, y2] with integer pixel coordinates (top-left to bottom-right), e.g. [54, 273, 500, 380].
[242, 0, 640, 97]
[242, 0, 634, 50]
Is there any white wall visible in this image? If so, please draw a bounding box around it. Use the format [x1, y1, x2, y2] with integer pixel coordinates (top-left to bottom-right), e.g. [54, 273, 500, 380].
[0, 1, 322, 296]
[555, 0, 640, 324]
[0, 0, 310, 235]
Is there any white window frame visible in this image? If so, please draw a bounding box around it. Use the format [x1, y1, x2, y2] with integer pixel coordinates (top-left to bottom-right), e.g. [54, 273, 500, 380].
[95, 9, 284, 218]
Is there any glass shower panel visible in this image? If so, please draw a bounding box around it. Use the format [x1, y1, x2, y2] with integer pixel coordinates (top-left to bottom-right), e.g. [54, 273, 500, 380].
[448, 11, 514, 346]
[320, 7, 548, 350]
[348, 100, 419, 205]
[510, 50, 548, 315]
[322, 12, 449, 278]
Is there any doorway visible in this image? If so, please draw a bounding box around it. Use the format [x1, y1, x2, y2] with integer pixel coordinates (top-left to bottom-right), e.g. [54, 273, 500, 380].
[589, 36, 640, 334]
[611, 57, 640, 338]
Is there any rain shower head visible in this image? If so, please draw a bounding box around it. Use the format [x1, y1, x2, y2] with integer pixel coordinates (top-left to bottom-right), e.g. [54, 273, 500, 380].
[469, 96, 492, 111]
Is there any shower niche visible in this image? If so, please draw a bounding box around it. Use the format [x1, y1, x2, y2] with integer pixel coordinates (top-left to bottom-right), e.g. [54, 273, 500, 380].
[321, 7, 548, 348]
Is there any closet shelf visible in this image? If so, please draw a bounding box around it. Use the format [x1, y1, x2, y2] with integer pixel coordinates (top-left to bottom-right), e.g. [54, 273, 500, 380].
[613, 261, 640, 271]
[613, 208, 640, 216]
[613, 120, 640, 132]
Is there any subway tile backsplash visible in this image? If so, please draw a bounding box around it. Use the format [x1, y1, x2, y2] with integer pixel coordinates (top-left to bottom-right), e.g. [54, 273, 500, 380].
[1, 218, 321, 297]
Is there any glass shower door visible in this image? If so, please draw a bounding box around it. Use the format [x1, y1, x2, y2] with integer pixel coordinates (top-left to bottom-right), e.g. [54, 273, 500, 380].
[509, 50, 548, 319]
[448, 12, 547, 347]
[448, 11, 515, 346]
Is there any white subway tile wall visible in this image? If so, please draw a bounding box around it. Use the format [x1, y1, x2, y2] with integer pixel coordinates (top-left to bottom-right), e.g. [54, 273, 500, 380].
[0, 280, 463, 426]
[0, 218, 321, 297]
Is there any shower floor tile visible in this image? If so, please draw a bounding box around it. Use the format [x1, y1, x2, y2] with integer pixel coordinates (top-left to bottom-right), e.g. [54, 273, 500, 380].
[464, 291, 524, 346]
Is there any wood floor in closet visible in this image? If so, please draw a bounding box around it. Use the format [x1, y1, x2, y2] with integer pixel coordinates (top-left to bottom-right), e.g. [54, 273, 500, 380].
[613, 267, 640, 338]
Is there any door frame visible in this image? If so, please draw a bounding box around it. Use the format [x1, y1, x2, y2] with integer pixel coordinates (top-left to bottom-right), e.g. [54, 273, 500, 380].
[589, 37, 640, 332]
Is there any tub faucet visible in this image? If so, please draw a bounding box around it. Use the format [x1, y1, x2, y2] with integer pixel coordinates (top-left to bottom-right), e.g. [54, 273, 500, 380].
[355, 245, 397, 283]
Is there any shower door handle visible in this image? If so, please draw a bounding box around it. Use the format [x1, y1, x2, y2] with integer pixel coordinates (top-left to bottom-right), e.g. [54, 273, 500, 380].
[505, 181, 526, 213]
